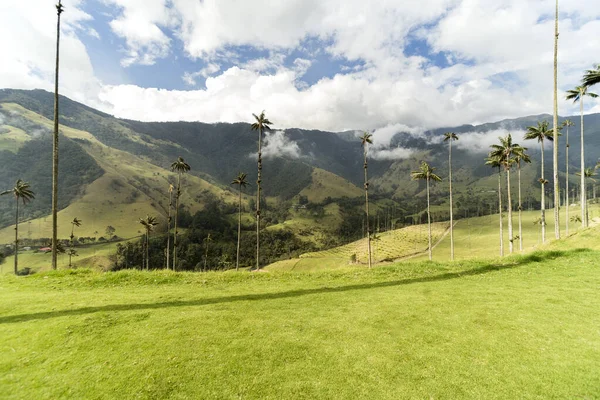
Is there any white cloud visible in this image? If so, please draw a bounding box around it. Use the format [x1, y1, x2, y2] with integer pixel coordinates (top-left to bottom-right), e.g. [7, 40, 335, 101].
[2, 0, 600, 136]
[182, 63, 221, 86]
[370, 146, 414, 160]
[103, 0, 176, 67]
[261, 130, 301, 159]
[454, 129, 527, 154]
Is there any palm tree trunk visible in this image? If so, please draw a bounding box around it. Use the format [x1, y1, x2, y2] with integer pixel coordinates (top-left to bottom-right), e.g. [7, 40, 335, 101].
[173, 173, 181, 270]
[166, 189, 172, 270]
[580, 97, 586, 228]
[256, 128, 262, 270]
[236, 187, 242, 271]
[552, 0, 560, 240]
[14, 198, 18, 275]
[506, 168, 513, 254]
[541, 141, 546, 243]
[566, 126, 569, 235]
[146, 232, 149, 270]
[363, 149, 372, 268]
[51, 1, 63, 271]
[518, 163, 523, 251]
[449, 140, 454, 261]
[204, 239, 209, 271]
[498, 169, 504, 257]
[426, 178, 432, 261]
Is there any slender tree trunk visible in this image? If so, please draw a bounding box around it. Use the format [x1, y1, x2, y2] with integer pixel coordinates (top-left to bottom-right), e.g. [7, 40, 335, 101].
[541, 141, 546, 243]
[256, 128, 262, 270]
[363, 148, 372, 268]
[449, 140, 454, 261]
[146, 232, 149, 270]
[166, 189, 172, 270]
[552, 0, 560, 239]
[68, 253, 72, 268]
[204, 236, 210, 272]
[236, 187, 242, 271]
[173, 173, 181, 270]
[427, 178, 432, 261]
[14, 198, 19, 275]
[580, 97, 586, 228]
[566, 125, 569, 235]
[518, 163, 523, 251]
[498, 169, 504, 257]
[51, 1, 63, 271]
[506, 168, 513, 254]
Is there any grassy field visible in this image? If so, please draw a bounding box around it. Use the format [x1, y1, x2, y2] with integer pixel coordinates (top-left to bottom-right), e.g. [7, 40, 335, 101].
[1, 226, 599, 399]
[0, 240, 125, 274]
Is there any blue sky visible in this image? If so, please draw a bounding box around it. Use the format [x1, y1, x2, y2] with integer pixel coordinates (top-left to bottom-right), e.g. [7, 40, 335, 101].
[1, 0, 600, 134]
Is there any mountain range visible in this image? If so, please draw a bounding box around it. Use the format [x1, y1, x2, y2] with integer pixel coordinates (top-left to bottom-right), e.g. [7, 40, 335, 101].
[1, 88, 599, 248]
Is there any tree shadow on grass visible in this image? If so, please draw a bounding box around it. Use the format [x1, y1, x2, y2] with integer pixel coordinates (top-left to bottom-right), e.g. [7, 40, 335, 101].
[0, 248, 591, 324]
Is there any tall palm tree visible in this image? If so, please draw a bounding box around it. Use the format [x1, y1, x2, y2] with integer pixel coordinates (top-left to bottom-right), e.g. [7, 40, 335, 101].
[231, 172, 249, 271]
[525, 121, 554, 243]
[566, 86, 598, 228]
[360, 131, 373, 268]
[170, 156, 190, 270]
[69, 217, 81, 268]
[576, 167, 597, 226]
[203, 233, 212, 271]
[582, 65, 600, 88]
[67, 249, 78, 268]
[166, 184, 174, 270]
[490, 134, 519, 253]
[250, 111, 272, 270]
[444, 132, 459, 260]
[562, 119, 574, 235]
[139, 215, 158, 270]
[552, 0, 560, 240]
[513, 145, 531, 251]
[485, 155, 504, 257]
[51, 0, 64, 271]
[1, 180, 35, 274]
[411, 161, 442, 261]
[69, 217, 81, 244]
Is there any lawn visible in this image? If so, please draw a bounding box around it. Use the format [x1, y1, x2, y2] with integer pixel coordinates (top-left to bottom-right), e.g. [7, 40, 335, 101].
[1, 228, 599, 399]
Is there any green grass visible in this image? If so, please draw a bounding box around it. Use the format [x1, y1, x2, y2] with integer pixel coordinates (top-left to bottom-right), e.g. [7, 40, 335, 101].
[0, 241, 124, 274]
[2, 227, 599, 398]
[0, 125, 30, 153]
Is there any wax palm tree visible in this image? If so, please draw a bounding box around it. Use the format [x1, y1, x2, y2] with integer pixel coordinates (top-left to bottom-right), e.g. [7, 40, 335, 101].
[51, 0, 64, 271]
[485, 155, 504, 256]
[171, 156, 190, 270]
[552, 0, 560, 240]
[69, 217, 81, 244]
[490, 134, 519, 253]
[582, 65, 600, 88]
[203, 233, 212, 271]
[444, 132, 459, 260]
[566, 86, 598, 228]
[360, 131, 373, 268]
[231, 172, 249, 271]
[67, 248, 78, 268]
[250, 111, 272, 270]
[562, 119, 574, 235]
[524, 121, 554, 243]
[166, 184, 174, 270]
[513, 145, 531, 250]
[576, 167, 597, 226]
[139, 215, 158, 270]
[1, 180, 35, 274]
[411, 161, 442, 261]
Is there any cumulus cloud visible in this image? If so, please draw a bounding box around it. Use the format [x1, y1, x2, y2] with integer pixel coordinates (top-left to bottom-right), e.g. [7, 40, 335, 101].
[454, 129, 527, 153]
[370, 146, 414, 160]
[261, 130, 301, 159]
[2, 0, 600, 134]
